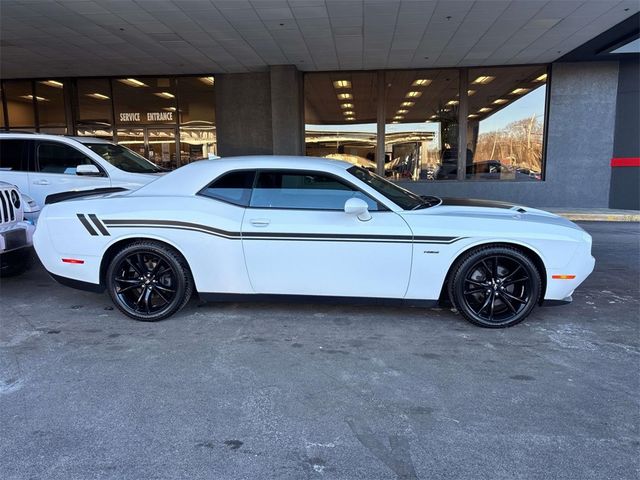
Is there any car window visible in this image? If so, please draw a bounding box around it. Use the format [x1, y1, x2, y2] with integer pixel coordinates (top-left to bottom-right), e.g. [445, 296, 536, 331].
[0, 139, 30, 172]
[200, 170, 255, 207]
[84, 143, 162, 174]
[37, 142, 96, 175]
[251, 171, 378, 211]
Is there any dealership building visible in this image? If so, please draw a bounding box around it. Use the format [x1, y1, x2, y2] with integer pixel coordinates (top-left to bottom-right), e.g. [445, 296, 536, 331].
[0, 1, 638, 209]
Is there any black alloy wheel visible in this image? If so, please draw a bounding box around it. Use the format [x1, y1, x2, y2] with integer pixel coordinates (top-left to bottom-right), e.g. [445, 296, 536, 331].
[449, 246, 541, 328]
[106, 241, 193, 321]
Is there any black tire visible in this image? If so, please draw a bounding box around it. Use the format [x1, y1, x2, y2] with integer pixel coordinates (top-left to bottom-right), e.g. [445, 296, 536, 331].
[448, 246, 541, 328]
[106, 241, 193, 321]
[0, 248, 33, 278]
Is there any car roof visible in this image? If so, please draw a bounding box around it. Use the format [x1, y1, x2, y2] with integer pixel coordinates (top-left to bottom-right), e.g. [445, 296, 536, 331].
[0, 132, 111, 145]
[132, 155, 354, 197]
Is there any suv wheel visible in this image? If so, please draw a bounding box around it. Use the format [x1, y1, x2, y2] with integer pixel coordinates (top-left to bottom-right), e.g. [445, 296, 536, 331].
[106, 241, 193, 321]
[448, 246, 541, 328]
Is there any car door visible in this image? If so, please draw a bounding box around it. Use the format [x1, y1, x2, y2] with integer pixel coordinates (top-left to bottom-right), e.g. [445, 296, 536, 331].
[0, 139, 32, 195]
[29, 141, 111, 206]
[241, 169, 413, 298]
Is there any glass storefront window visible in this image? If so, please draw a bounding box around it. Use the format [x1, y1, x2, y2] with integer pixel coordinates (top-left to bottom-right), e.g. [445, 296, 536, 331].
[384, 70, 459, 181]
[177, 77, 216, 165]
[113, 77, 177, 126]
[77, 78, 113, 135]
[4, 80, 35, 128]
[35, 79, 66, 127]
[1, 87, 5, 128]
[304, 72, 378, 169]
[466, 66, 547, 181]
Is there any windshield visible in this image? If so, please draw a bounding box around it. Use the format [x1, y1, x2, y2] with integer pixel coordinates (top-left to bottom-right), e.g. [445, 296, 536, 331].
[84, 143, 162, 174]
[347, 166, 439, 210]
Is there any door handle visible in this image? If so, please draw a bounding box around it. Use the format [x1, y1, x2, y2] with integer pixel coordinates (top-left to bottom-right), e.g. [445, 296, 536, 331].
[250, 219, 270, 227]
[33, 179, 50, 185]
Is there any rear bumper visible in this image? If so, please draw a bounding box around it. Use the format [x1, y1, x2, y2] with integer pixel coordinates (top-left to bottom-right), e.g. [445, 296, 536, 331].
[48, 271, 104, 293]
[541, 296, 572, 306]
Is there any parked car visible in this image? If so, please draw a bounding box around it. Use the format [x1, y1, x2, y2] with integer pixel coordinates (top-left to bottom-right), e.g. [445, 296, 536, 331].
[0, 133, 164, 208]
[0, 181, 37, 277]
[436, 160, 540, 181]
[33, 156, 594, 328]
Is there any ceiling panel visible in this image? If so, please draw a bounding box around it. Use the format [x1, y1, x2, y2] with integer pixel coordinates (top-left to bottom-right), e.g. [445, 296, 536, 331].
[0, 0, 637, 78]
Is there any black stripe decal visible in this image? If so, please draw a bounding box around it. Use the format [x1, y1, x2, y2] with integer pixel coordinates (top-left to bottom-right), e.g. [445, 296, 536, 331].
[103, 219, 463, 244]
[77, 214, 98, 236]
[88, 214, 110, 236]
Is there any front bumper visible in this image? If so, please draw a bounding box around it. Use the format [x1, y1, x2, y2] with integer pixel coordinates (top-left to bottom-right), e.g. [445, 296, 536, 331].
[0, 222, 35, 254]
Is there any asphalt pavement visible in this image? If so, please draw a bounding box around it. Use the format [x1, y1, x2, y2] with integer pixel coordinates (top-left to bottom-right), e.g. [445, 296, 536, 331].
[1, 222, 638, 480]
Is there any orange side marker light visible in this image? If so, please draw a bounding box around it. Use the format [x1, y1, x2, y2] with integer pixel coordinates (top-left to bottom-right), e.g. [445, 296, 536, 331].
[552, 274, 576, 280]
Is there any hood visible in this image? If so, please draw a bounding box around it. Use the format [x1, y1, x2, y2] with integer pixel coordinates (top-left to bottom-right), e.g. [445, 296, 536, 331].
[416, 197, 584, 231]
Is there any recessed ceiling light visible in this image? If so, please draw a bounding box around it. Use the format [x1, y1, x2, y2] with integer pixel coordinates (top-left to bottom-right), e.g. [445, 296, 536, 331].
[163, 107, 177, 111]
[467, 90, 476, 96]
[511, 88, 530, 95]
[333, 80, 352, 89]
[340, 103, 354, 109]
[154, 92, 175, 99]
[21, 95, 48, 102]
[40, 80, 63, 88]
[492, 98, 508, 105]
[472, 75, 495, 85]
[446, 100, 459, 106]
[199, 77, 215, 85]
[478, 107, 492, 113]
[86, 93, 110, 100]
[401, 101, 414, 107]
[392, 121, 399, 124]
[345, 116, 355, 121]
[394, 115, 404, 120]
[468, 114, 479, 118]
[406, 91, 422, 98]
[412, 79, 431, 86]
[118, 78, 148, 87]
[343, 110, 354, 115]
[397, 109, 409, 114]
[430, 115, 438, 119]
[534, 73, 547, 82]
[337, 93, 352, 100]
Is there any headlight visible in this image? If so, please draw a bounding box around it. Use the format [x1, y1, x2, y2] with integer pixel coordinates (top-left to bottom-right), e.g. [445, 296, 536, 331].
[10, 190, 21, 209]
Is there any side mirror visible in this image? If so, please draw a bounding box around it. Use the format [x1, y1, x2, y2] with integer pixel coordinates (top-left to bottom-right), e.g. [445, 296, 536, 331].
[76, 164, 101, 176]
[344, 197, 372, 222]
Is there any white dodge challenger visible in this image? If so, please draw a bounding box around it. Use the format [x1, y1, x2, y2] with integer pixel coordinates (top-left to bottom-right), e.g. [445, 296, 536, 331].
[33, 156, 595, 327]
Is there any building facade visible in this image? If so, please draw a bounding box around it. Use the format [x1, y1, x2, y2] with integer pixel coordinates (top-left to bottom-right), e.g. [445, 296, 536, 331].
[1, 2, 638, 209]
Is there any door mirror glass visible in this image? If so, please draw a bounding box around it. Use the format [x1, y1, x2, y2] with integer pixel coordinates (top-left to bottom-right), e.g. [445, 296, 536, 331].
[76, 164, 101, 176]
[344, 197, 371, 222]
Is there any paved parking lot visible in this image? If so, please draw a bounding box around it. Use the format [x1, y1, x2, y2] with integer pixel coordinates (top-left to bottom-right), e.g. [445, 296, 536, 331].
[1, 222, 638, 480]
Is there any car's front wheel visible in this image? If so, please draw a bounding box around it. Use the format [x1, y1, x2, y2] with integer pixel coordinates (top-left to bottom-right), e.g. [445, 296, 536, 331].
[106, 241, 193, 321]
[449, 246, 541, 328]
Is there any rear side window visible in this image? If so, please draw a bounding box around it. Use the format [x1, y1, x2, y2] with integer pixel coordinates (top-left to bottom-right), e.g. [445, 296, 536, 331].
[251, 170, 379, 211]
[0, 139, 30, 171]
[200, 170, 255, 206]
[37, 142, 95, 175]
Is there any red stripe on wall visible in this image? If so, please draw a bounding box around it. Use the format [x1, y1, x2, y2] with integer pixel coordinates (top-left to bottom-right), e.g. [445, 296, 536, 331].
[611, 157, 640, 167]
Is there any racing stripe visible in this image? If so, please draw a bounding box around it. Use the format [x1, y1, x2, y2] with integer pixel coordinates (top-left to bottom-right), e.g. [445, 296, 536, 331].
[77, 214, 98, 236]
[88, 214, 110, 236]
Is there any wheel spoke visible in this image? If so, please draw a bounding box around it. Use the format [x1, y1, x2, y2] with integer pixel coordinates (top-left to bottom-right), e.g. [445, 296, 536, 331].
[152, 286, 170, 304]
[154, 284, 176, 293]
[118, 284, 141, 294]
[465, 279, 485, 287]
[480, 260, 492, 279]
[143, 288, 152, 313]
[125, 258, 143, 276]
[501, 293, 517, 313]
[135, 287, 146, 307]
[489, 293, 496, 320]
[501, 265, 522, 282]
[503, 276, 529, 286]
[476, 292, 493, 314]
[492, 257, 499, 279]
[464, 286, 485, 295]
[502, 291, 527, 304]
[115, 277, 141, 285]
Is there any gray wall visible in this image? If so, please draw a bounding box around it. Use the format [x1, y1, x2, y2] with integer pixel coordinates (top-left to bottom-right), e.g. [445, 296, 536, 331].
[216, 66, 304, 157]
[215, 71, 273, 156]
[401, 62, 620, 208]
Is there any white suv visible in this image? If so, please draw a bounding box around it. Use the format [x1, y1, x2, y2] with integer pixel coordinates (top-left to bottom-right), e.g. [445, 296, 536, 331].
[0, 133, 164, 208]
[0, 181, 36, 276]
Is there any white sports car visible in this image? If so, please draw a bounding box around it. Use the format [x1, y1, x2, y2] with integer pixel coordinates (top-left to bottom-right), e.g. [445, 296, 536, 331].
[33, 156, 595, 327]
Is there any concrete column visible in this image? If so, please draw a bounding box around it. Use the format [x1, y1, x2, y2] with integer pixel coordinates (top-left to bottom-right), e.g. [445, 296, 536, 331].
[270, 65, 304, 156]
[457, 68, 468, 181]
[215, 71, 273, 157]
[376, 71, 386, 176]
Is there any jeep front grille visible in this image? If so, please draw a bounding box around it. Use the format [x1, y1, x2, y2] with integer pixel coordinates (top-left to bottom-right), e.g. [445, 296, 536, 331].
[0, 190, 16, 223]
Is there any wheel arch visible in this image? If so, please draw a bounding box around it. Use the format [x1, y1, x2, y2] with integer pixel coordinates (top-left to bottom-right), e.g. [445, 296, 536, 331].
[99, 234, 194, 289]
[439, 240, 548, 305]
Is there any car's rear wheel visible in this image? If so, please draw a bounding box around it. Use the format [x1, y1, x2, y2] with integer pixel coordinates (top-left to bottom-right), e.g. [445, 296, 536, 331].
[106, 241, 193, 321]
[449, 246, 541, 328]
